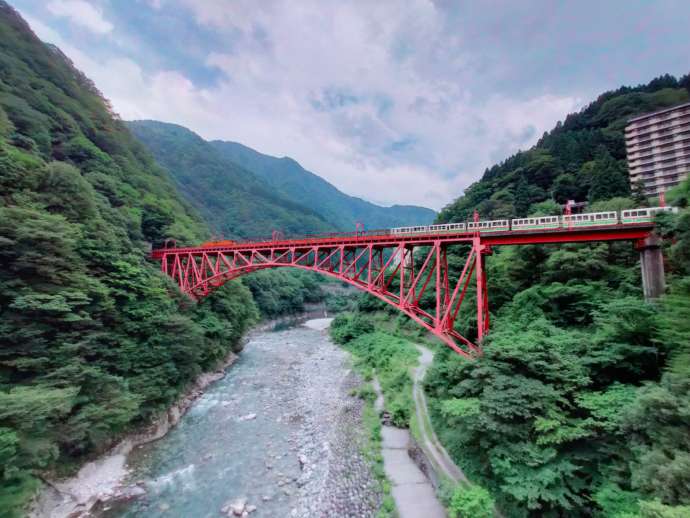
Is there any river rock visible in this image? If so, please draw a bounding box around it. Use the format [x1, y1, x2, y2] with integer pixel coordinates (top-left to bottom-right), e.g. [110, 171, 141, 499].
[298, 454, 308, 470]
[238, 413, 257, 422]
[222, 497, 247, 516]
[119, 485, 146, 500]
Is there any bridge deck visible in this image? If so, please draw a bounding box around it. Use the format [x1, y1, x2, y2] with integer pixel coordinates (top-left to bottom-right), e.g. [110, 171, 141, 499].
[151, 223, 655, 258]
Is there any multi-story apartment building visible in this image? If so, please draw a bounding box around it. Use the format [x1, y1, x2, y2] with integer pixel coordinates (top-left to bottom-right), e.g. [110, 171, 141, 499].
[625, 101, 690, 197]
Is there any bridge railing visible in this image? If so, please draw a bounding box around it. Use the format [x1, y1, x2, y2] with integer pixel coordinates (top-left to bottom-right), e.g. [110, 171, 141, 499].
[158, 228, 394, 249]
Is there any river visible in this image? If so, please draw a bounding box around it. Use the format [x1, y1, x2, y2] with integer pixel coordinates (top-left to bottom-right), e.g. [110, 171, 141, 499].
[99, 319, 382, 518]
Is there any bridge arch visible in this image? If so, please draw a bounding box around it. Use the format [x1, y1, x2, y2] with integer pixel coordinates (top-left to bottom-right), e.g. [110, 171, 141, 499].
[152, 224, 656, 357]
[188, 261, 481, 357]
[157, 240, 487, 357]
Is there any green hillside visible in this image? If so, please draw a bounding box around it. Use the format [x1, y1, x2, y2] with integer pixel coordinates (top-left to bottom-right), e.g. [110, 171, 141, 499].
[329, 74, 690, 517]
[438, 75, 690, 223]
[209, 139, 436, 230]
[0, 4, 259, 514]
[424, 75, 690, 517]
[126, 120, 334, 239]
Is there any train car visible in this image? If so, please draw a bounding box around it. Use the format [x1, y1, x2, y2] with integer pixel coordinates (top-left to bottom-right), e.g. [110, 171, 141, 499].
[562, 211, 618, 227]
[389, 205, 676, 238]
[511, 215, 560, 230]
[390, 225, 428, 235]
[621, 206, 678, 223]
[390, 222, 468, 235]
[428, 223, 466, 233]
[201, 239, 236, 247]
[467, 219, 510, 232]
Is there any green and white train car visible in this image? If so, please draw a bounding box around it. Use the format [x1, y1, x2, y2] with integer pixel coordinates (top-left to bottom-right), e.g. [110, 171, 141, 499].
[512, 215, 560, 230]
[467, 219, 510, 232]
[388, 206, 677, 237]
[561, 211, 618, 227]
[621, 206, 677, 223]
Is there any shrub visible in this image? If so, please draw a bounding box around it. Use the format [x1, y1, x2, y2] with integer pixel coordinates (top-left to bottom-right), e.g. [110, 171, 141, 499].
[448, 485, 494, 518]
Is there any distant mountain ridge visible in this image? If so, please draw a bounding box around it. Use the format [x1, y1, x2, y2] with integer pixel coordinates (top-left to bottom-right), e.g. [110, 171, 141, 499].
[209, 140, 436, 230]
[128, 121, 436, 237]
[126, 120, 333, 239]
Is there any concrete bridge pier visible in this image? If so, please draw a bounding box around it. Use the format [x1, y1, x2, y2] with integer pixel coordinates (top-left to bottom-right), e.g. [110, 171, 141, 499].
[637, 234, 666, 300]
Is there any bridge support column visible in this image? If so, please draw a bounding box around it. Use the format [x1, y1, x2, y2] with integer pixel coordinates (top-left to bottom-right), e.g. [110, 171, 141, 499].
[636, 235, 665, 300]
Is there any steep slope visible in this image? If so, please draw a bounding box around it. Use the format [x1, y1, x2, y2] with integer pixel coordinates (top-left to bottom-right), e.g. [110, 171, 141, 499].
[210, 139, 437, 230]
[127, 120, 333, 238]
[421, 75, 690, 517]
[438, 74, 690, 223]
[0, 4, 258, 515]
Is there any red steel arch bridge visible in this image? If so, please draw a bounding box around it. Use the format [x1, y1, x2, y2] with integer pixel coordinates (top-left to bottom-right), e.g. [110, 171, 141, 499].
[151, 223, 662, 358]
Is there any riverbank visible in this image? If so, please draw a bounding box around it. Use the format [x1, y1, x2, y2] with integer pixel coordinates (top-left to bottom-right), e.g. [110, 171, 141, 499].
[28, 347, 241, 518]
[101, 317, 383, 517]
[26, 304, 344, 518]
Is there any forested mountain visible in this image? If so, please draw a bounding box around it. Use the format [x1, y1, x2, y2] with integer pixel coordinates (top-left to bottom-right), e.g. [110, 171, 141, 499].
[210, 139, 436, 230]
[422, 75, 690, 517]
[438, 75, 690, 223]
[126, 120, 333, 239]
[330, 75, 690, 518]
[0, 4, 260, 514]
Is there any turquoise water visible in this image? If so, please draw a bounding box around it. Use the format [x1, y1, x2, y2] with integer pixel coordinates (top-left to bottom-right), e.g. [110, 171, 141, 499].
[104, 325, 333, 518]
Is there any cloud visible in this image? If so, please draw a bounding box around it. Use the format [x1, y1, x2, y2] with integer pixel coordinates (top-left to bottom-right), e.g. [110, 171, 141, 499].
[47, 0, 113, 34]
[18, 0, 688, 210]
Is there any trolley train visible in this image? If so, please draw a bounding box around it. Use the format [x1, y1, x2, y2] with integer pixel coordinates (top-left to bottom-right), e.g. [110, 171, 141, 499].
[390, 206, 677, 236]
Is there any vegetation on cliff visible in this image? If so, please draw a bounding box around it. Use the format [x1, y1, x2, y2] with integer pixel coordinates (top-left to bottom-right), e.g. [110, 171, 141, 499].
[0, 5, 260, 514]
[425, 73, 690, 517]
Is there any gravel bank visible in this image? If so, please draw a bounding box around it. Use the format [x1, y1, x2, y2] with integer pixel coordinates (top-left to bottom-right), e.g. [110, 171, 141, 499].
[291, 318, 382, 517]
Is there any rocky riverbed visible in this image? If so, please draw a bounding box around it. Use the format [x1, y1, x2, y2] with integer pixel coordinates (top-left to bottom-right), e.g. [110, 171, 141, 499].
[97, 319, 382, 518]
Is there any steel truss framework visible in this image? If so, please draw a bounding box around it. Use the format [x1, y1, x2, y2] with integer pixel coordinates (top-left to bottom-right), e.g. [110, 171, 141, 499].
[152, 224, 654, 358]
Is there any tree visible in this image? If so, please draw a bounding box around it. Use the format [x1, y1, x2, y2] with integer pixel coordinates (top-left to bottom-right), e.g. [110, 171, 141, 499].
[588, 148, 630, 202]
[632, 179, 649, 207]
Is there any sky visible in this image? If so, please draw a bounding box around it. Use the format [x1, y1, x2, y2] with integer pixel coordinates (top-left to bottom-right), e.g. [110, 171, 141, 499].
[11, 0, 690, 210]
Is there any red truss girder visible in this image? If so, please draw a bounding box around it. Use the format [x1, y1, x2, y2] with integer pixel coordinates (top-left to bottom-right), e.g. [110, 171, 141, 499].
[159, 238, 490, 357]
[154, 224, 655, 357]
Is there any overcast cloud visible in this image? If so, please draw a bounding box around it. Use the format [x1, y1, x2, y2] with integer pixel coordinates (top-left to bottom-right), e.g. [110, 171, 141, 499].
[12, 0, 690, 209]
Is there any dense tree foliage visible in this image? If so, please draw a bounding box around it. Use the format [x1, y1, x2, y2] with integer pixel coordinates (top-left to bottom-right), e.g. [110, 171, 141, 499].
[242, 269, 325, 318]
[210, 140, 436, 230]
[437, 75, 689, 222]
[0, 5, 261, 514]
[126, 121, 335, 239]
[423, 72, 690, 516]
